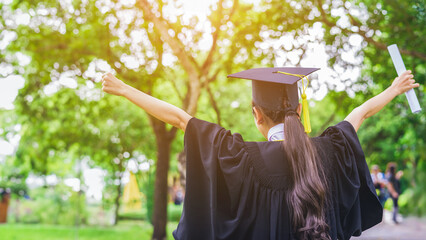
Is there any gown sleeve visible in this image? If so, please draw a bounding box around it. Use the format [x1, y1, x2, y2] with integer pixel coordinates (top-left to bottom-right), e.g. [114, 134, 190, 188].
[321, 121, 383, 240]
[173, 117, 248, 240]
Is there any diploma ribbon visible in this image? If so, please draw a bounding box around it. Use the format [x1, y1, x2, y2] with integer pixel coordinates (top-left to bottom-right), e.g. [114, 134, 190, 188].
[276, 71, 311, 134]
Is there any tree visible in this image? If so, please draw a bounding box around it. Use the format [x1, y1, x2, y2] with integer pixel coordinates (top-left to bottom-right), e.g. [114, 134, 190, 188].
[282, 0, 426, 213]
[310, 0, 425, 202]
[1, 0, 157, 225]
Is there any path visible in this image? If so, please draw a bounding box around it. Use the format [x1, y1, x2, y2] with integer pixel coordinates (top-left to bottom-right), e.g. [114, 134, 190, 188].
[353, 211, 426, 240]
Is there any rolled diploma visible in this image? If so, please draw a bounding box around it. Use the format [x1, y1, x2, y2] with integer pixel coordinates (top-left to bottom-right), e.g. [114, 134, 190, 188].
[388, 44, 422, 113]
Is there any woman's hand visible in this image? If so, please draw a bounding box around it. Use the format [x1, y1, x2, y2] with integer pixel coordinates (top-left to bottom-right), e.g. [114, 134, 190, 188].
[392, 192, 399, 199]
[396, 170, 404, 180]
[345, 69, 420, 132]
[390, 70, 419, 95]
[100, 72, 192, 131]
[102, 73, 127, 96]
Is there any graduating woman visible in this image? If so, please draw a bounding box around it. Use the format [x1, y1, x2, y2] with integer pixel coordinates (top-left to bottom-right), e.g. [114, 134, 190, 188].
[101, 67, 418, 240]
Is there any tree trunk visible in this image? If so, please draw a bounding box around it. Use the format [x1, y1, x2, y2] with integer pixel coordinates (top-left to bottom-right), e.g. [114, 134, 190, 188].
[0, 193, 10, 223]
[14, 199, 20, 223]
[177, 151, 186, 191]
[113, 181, 122, 225]
[152, 120, 173, 240]
[113, 162, 124, 226]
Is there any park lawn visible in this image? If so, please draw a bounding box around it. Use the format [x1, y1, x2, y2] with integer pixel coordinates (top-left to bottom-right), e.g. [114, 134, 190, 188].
[0, 221, 179, 240]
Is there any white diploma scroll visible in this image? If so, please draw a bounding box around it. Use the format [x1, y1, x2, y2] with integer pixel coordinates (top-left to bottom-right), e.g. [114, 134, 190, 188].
[388, 44, 422, 113]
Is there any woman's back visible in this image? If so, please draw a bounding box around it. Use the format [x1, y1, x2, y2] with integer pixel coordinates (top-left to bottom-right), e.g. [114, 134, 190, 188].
[173, 118, 382, 240]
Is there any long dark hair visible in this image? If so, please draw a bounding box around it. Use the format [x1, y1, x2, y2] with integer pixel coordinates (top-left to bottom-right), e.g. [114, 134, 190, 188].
[253, 101, 330, 239]
[386, 162, 397, 177]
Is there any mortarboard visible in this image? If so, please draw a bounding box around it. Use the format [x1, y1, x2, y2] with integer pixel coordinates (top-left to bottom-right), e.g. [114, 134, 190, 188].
[227, 67, 320, 133]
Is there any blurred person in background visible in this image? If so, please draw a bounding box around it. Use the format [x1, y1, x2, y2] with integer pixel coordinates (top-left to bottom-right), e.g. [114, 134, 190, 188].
[386, 162, 403, 224]
[171, 177, 184, 206]
[371, 164, 388, 206]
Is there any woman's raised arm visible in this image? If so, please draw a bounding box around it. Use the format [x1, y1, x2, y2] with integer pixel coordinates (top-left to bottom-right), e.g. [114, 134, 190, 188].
[101, 73, 192, 131]
[345, 70, 419, 132]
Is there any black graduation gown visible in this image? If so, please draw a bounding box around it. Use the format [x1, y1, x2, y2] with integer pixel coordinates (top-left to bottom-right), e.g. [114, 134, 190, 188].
[173, 118, 383, 240]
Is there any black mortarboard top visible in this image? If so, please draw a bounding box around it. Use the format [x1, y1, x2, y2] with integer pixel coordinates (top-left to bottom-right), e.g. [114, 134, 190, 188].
[227, 67, 320, 133]
[227, 67, 319, 110]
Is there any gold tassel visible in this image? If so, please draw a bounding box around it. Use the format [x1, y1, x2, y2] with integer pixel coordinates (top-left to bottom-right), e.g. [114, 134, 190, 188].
[301, 93, 311, 133]
[276, 71, 312, 134]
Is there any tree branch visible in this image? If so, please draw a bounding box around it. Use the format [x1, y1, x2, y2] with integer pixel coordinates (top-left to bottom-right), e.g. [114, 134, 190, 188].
[201, 0, 239, 80]
[167, 74, 184, 102]
[312, 93, 346, 136]
[161, 15, 200, 71]
[137, 0, 199, 73]
[206, 85, 222, 126]
[137, 0, 201, 115]
[167, 126, 178, 141]
[200, 0, 224, 72]
[316, 0, 426, 60]
[202, 68, 221, 88]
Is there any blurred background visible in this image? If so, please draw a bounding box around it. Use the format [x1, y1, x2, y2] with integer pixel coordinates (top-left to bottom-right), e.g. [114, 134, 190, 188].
[0, 0, 425, 239]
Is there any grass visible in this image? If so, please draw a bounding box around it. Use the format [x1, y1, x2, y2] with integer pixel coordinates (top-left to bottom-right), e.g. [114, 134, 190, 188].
[0, 221, 179, 240]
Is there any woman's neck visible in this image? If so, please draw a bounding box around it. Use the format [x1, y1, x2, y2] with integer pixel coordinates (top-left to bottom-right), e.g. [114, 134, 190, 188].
[267, 123, 285, 141]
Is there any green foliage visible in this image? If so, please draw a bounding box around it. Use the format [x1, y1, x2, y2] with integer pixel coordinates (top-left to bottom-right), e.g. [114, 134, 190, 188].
[353, 0, 426, 216]
[0, 181, 27, 199]
[167, 203, 183, 222]
[0, 221, 179, 240]
[140, 169, 155, 224]
[0, 162, 28, 199]
[1, 0, 159, 225]
[403, 159, 426, 216]
[398, 188, 414, 214]
[116, 203, 182, 222]
[15, 185, 87, 225]
[118, 211, 147, 221]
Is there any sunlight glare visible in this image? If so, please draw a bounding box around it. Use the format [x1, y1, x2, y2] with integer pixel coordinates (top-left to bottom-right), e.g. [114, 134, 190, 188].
[180, 0, 217, 19]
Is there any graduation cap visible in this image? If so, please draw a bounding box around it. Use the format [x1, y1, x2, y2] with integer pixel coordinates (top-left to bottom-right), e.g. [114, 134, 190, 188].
[227, 67, 320, 133]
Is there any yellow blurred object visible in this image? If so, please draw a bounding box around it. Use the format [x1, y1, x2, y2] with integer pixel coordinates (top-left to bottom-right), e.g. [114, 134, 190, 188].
[123, 172, 142, 212]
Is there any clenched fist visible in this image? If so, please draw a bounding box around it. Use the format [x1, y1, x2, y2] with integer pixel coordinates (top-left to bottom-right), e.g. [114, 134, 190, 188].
[101, 73, 127, 96]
